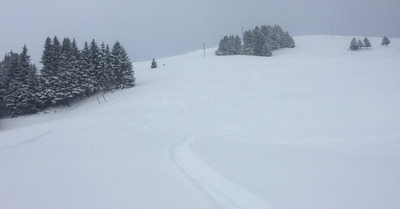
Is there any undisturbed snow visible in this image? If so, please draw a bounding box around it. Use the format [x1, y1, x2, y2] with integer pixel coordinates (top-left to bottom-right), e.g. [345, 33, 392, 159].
[1, 35, 400, 209]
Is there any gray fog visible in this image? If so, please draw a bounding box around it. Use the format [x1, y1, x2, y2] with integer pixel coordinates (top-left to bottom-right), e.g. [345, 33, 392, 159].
[1, 0, 400, 65]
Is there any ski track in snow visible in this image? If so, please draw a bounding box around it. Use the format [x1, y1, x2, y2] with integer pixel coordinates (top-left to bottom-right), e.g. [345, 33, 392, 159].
[0, 131, 50, 152]
[167, 68, 276, 209]
[172, 136, 274, 209]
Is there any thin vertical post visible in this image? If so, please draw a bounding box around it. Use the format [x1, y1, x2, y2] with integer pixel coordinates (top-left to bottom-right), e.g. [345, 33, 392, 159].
[203, 43, 206, 58]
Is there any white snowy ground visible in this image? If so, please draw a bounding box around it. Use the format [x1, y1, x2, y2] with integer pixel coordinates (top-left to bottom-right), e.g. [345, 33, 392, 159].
[1, 35, 399, 209]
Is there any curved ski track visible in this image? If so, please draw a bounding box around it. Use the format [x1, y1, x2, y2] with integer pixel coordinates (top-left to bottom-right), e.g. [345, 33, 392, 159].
[172, 137, 274, 209]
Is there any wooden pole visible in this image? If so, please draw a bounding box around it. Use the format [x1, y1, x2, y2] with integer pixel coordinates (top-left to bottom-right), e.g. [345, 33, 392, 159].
[102, 94, 107, 103]
[203, 43, 206, 58]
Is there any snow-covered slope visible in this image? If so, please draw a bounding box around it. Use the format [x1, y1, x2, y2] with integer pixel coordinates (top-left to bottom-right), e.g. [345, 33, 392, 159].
[1, 35, 400, 209]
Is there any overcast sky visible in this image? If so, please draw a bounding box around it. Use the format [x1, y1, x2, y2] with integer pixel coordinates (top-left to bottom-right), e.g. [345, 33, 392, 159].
[1, 0, 400, 65]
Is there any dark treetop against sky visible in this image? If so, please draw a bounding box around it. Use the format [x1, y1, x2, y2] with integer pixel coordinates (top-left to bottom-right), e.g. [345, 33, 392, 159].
[1, 0, 400, 65]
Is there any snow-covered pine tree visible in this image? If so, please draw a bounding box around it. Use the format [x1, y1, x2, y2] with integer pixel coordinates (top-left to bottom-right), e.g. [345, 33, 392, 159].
[358, 39, 364, 49]
[232, 35, 243, 55]
[69, 38, 85, 97]
[226, 35, 235, 55]
[40, 36, 63, 106]
[40, 37, 53, 78]
[282, 31, 295, 48]
[0, 52, 17, 116]
[78, 42, 93, 95]
[88, 39, 101, 94]
[273, 25, 285, 49]
[111, 41, 135, 89]
[118, 43, 135, 89]
[350, 37, 360, 50]
[2, 46, 39, 116]
[54, 37, 75, 107]
[243, 30, 254, 55]
[215, 36, 229, 56]
[151, 58, 157, 69]
[261, 37, 273, 56]
[99, 42, 113, 91]
[40, 37, 55, 107]
[253, 26, 265, 56]
[363, 37, 371, 49]
[0, 59, 8, 117]
[2, 51, 20, 116]
[269, 25, 281, 50]
[18, 45, 40, 114]
[382, 36, 391, 46]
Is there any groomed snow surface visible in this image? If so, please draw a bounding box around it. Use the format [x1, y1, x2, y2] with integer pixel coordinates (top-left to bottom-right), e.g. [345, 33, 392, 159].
[1, 35, 400, 209]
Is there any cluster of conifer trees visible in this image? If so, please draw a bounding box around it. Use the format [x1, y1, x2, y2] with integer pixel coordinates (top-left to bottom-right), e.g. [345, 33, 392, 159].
[216, 25, 295, 56]
[350, 36, 391, 51]
[0, 37, 135, 117]
[350, 37, 372, 50]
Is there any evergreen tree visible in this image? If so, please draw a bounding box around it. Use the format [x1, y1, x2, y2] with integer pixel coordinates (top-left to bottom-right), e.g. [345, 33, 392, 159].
[272, 25, 284, 49]
[40, 37, 54, 106]
[215, 36, 229, 56]
[69, 38, 85, 97]
[55, 37, 74, 106]
[243, 30, 254, 55]
[88, 39, 101, 94]
[151, 58, 157, 69]
[350, 37, 360, 50]
[363, 37, 371, 49]
[253, 26, 265, 56]
[283, 31, 295, 48]
[358, 39, 364, 49]
[0, 60, 8, 117]
[2, 46, 39, 116]
[40, 36, 63, 106]
[78, 42, 93, 95]
[99, 42, 113, 91]
[382, 36, 391, 46]
[111, 41, 135, 89]
[261, 38, 273, 56]
[232, 35, 243, 55]
[40, 37, 53, 77]
[2, 51, 20, 116]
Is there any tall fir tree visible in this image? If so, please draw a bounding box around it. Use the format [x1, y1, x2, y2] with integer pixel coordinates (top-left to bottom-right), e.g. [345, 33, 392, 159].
[111, 41, 135, 89]
[243, 30, 254, 55]
[253, 26, 265, 56]
[99, 42, 113, 91]
[2, 46, 39, 116]
[350, 37, 360, 50]
[69, 38, 85, 97]
[151, 58, 157, 69]
[382, 36, 391, 46]
[363, 37, 371, 49]
[88, 39, 102, 94]
[78, 42, 93, 95]
[358, 39, 364, 49]
[0, 59, 8, 117]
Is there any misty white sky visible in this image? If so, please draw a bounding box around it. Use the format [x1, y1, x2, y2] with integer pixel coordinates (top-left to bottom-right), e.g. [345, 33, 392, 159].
[1, 0, 400, 65]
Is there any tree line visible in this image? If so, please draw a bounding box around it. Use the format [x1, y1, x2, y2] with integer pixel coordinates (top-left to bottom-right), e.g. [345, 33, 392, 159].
[0, 37, 135, 117]
[216, 25, 295, 57]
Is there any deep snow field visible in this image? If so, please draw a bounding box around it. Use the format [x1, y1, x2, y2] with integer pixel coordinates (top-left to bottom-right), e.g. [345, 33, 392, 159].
[1, 35, 400, 209]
